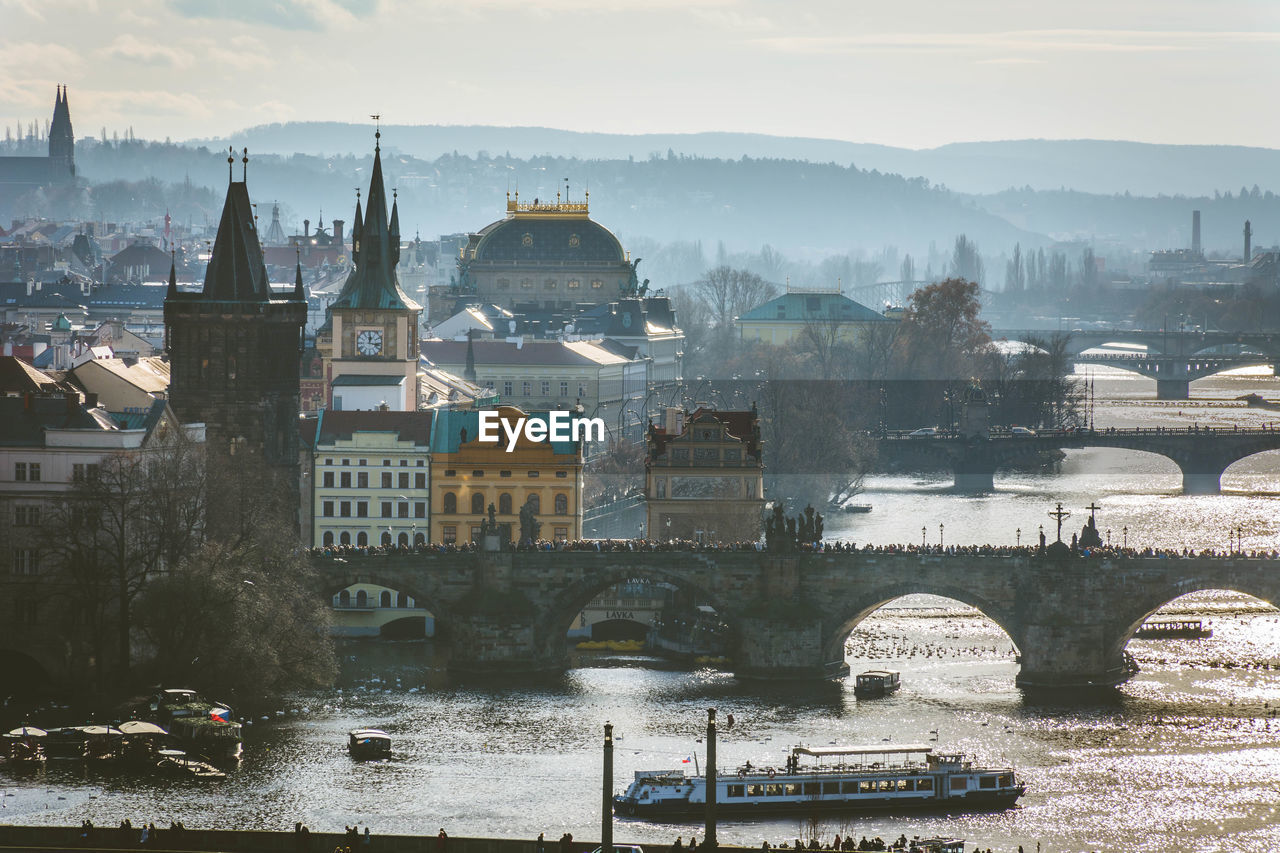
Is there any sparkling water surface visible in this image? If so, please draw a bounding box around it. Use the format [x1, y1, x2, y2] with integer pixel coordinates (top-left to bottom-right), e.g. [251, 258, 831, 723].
[3, 370, 1279, 853]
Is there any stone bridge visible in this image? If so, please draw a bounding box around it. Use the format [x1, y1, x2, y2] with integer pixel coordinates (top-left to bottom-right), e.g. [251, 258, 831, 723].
[876, 427, 1280, 493]
[992, 328, 1280, 399]
[314, 549, 1280, 691]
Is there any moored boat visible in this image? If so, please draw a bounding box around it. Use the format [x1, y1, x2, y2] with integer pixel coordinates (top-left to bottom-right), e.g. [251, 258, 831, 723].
[1134, 618, 1211, 639]
[613, 744, 1024, 819]
[854, 669, 901, 698]
[155, 747, 226, 779]
[168, 715, 242, 763]
[348, 729, 392, 759]
[3, 726, 47, 763]
[118, 720, 169, 765]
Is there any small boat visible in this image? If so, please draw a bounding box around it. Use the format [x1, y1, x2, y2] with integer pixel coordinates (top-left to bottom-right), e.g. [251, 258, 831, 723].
[3, 726, 47, 763]
[349, 729, 392, 759]
[155, 747, 225, 779]
[842, 504, 873, 514]
[1134, 618, 1212, 639]
[614, 744, 1023, 819]
[118, 721, 169, 765]
[76, 725, 124, 761]
[854, 669, 901, 698]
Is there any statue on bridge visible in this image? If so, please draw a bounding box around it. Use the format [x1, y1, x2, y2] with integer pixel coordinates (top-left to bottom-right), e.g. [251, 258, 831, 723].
[519, 498, 542, 544]
[765, 502, 825, 552]
[481, 503, 501, 537]
[1078, 501, 1103, 549]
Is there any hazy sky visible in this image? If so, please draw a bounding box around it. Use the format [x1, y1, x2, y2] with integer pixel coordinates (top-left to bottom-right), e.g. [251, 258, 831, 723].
[3, 0, 1280, 149]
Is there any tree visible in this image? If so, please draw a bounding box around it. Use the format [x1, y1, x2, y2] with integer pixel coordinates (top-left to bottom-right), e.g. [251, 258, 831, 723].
[694, 266, 778, 333]
[895, 277, 992, 380]
[950, 235, 985, 285]
[1005, 243, 1024, 294]
[900, 254, 915, 284]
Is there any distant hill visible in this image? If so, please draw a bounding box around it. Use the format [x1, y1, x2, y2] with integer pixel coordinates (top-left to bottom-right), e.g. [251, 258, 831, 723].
[192, 123, 1280, 197]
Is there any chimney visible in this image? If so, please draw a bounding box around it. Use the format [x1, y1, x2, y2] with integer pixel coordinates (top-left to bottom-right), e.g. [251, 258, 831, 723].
[332, 219, 344, 247]
[64, 390, 78, 414]
[1192, 210, 1201, 254]
[304, 219, 310, 238]
[1244, 220, 1252, 263]
[84, 392, 98, 409]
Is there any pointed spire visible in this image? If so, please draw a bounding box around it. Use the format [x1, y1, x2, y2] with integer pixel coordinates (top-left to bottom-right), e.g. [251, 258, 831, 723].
[389, 188, 401, 266]
[200, 161, 270, 301]
[464, 328, 477, 383]
[167, 249, 177, 298]
[351, 188, 363, 265]
[294, 247, 305, 300]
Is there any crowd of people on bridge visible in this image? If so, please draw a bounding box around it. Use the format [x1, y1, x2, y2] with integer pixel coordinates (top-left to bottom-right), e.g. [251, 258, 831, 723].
[311, 538, 1278, 561]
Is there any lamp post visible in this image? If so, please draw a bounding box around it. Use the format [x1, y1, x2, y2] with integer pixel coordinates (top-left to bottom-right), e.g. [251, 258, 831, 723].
[921, 526, 926, 548]
[1016, 528, 1021, 548]
[1237, 525, 1244, 553]
[1122, 526, 1128, 549]
[705, 708, 718, 850]
[1106, 528, 1111, 547]
[602, 722, 613, 853]
[939, 523, 944, 550]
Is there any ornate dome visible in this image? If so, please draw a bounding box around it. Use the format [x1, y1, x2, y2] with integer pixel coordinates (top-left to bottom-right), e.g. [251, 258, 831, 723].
[471, 201, 625, 264]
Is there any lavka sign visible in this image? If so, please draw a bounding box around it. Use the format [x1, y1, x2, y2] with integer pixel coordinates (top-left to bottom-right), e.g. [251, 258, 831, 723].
[477, 410, 606, 452]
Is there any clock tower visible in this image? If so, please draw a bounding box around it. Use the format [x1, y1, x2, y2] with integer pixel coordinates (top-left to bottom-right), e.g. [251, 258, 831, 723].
[318, 131, 421, 411]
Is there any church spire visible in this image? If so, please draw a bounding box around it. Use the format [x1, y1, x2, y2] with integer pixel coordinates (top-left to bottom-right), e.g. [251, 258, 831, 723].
[328, 130, 418, 312]
[389, 188, 401, 266]
[294, 247, 306, 300]
[167, 249, 177, 298]
[199, 152, 270, 301]
[464, 328, 477, 383]
[351, 190, 363, 266]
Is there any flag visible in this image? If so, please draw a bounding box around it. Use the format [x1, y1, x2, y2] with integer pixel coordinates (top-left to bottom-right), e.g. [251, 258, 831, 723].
[210, 707, 230, 722]
[681, 755, 692, 764]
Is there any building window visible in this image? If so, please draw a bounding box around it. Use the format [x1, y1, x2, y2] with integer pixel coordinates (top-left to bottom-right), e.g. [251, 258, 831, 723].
[397, 592, 409, 608]
[445, 469, 456, 477]
[340, 501, 351, 517]
[357, 472, 369, 489]
[656, 479, 666, 499]
[471, 492, 485, 514]
[544, 278, 557, 290]
[340, 531, 351, 545]
[383, 459, 392, 467]
[357, 531, 368, 547]
[400, 460, 408, 466]
[416, 460, 425, 467]
[358, 459, 367, 466]
[398, 472, 409, 489]
[380, 472, 391, 488]
[28, 463, 39, 482]
[527, 471, 540, 478]
[323, 501, 335, 517]
[415, 472, 426, 489]
[560, 381, 568, 397]
[554, 493, 568, 515]
[14, 462, 26, 481]
[541, 381, 550, 396]
[503, 381, 513, 397]
[357, 501, 368, 518]
[526, 494, 540, 513]
[381, 590, 393, 608]
[323, 531, 335, 546]
[443, 525, 457, 544]
[380, 532, 391, 546]
[554, 527, 568, 542]
[414, 502, 426, 518]
[397, 533, 409, 548]
[522, 381, 531, 396]
[499, 493, 512, 514]
[443, 492, 457, 513]
[555, 471, 567, 478]
[591, 279, 603, 289]
[324, 471, 335, 488]
[398, 502, 410, 518]
[11, 549, 38, 575]
[520, 278, 533, 289]
[381, 501, 392, 517]
[472, 470, 484, 477]
[578, 384, 586, 397]
[500, 470, 511, 478]
[325, 458, 333, 465]
[497, 278, 510, 290]
[568, 279, 580, 289]
[356, 589, 368, 607]
[14, 506, 40, 527]
[340, 471, 351, 488]
[413, 533, 425, 547]
[72, 463, 99, 482]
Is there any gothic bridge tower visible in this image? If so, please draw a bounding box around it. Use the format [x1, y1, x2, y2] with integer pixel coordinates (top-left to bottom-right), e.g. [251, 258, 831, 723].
[48, 85, 75, 179]
[164, 151, 307, 494]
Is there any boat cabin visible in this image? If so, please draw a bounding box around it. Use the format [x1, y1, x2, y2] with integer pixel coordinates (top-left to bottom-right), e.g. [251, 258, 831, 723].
[854, 669, 901, 697]
[349, 729, 392, 759]
[1134, 618, 1211, 639]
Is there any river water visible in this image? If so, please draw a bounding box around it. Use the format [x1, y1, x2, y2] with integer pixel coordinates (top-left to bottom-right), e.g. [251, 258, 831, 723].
[3, 369, 1279, 853]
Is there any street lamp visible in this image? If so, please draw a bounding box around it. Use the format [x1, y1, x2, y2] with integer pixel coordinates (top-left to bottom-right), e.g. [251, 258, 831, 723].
[1237, 525, 1244, 553]
[1106, 528, 1111, 546]
[1122, 526, 1128, 549]
[922, 526, 926, 548]
[1016, 528, 1021, 547]
[939, 523, 944, 549]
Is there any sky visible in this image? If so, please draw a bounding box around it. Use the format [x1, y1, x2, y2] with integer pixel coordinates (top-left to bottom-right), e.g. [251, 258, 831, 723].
[3, 0, 1280, 150]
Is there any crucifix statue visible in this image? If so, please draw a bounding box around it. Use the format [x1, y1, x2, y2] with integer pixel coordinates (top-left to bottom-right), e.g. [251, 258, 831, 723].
[1048, 502, 1072, 543]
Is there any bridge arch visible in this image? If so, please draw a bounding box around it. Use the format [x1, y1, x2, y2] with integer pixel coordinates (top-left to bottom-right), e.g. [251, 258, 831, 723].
[536, 563, 730, 659]
[1110, 577, 1279, 666]
[822, 582, 1023, 668]
[0, 648, 56, 695]
[323, 572, 444, 639]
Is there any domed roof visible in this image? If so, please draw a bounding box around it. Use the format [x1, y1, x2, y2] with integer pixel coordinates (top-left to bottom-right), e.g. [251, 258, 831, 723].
[471, 203, 625, 265]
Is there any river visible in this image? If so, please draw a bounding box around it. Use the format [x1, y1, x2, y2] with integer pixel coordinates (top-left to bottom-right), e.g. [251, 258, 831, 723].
[2, 369, 1278, 853]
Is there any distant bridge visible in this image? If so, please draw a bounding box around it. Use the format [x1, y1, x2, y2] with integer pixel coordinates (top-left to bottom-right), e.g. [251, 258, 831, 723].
[875, 426, 1280, 493]
[992, 329, 1279, 398]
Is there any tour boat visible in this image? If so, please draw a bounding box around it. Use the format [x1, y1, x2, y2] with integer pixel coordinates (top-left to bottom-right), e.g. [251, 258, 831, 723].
[613, 744, 1024, 818]
[348, 729, 392, 759]
[3, 726, 47, 763]
[168, 715, 242, 763]
[854, 669, 901, 698]
[1133, 618, 1212, 639]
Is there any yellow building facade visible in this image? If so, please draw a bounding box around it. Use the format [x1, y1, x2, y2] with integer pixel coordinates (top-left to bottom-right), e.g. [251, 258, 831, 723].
[429, 406, 584, 544]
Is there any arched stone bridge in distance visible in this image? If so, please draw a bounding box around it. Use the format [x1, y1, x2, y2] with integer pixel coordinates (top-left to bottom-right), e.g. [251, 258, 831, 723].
[875, 427, 1280, 493]
[991, 328, 1280, 399]
[313, 549, 1280, 691]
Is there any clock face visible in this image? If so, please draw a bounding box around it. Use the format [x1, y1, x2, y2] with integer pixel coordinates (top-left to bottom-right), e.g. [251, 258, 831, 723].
[356, 329, 383, 356]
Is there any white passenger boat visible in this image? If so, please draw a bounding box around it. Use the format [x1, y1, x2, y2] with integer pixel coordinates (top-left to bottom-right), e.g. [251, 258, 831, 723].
[613, 744, 1024, 818]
